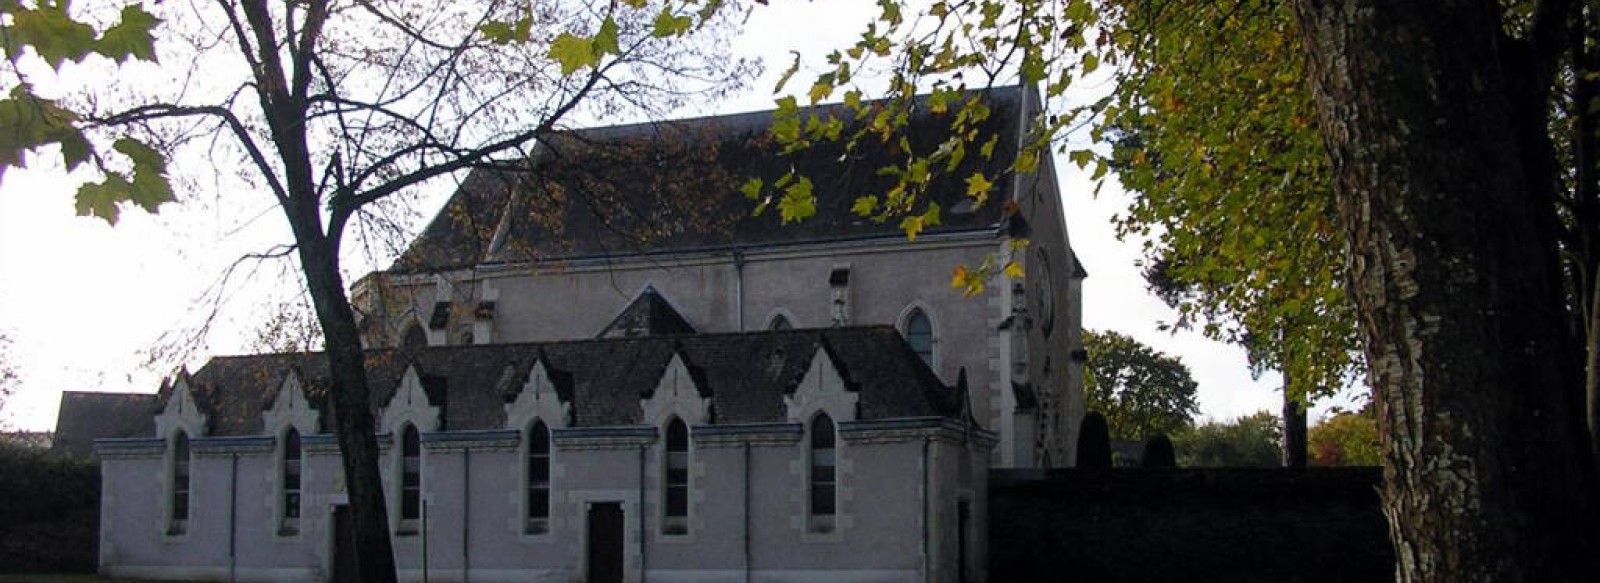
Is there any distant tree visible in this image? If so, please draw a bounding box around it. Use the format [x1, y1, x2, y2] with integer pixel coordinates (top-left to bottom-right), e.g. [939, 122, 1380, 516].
[0, 331, 17, 420]
[1141, 434, 1176, 468]
[1082, 330, 1200, 441]
[1173, 411, 1282, 468]
[1311, 407, 1381, 467]
[1077, 412, 1112, 469]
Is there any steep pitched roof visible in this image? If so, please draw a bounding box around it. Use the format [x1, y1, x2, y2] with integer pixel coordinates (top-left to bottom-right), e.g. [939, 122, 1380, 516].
[597, 287, 697, 338]
[124, 326, 960, 437]
[392, 86, 1027, 272]
[51, 391, 158, 458]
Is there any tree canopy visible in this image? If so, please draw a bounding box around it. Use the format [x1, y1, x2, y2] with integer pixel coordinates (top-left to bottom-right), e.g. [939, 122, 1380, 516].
[772, 0, 1600, 578]
[1082, 329, 1199, 441]
[1309, 407, 1380, 467]
[1172, 411, 1281, 468]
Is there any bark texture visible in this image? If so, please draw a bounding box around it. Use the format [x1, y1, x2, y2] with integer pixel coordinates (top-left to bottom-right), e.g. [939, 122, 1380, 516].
[1282, 387, 1307, 468]
[1292, 1, 1600, 581]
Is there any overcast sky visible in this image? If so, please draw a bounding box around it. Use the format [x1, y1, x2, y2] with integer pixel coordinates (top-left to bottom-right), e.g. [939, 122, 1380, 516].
[0, 0, 1363, 432]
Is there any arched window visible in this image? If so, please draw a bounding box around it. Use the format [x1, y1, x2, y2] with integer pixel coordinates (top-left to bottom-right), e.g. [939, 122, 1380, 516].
[399, 425, 421, 528]
[808, 414, 837, 533]
[663, 417, 690, 534]
[281, 428, 302, 534]
[402, 324, 428, 350]
[526, 420, 551, 534]
[170, 431, 191, 534]
[904, 308, 934, 367]
[768, 313, 794, 331]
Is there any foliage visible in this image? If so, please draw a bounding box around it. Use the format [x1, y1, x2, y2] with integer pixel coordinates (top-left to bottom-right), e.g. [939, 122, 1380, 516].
[1082, 329, 1199, 441]
[0, 440, 98, 573]
[0, 331, 16, 413]
[1172, 411, 1282, 468]
[1105, 0, 1360, 404]
[1140, 434, 1175, 468]
[1077, 411, 1111, 469]
[1310, 407, 1380, 467]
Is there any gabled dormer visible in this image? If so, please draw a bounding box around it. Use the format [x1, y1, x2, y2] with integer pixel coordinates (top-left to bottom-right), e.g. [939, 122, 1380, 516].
[784, 342, 858, 423]
[598, 285, 696, 339]
[381, 363, 440, 433]
[505, 357, 571, 430]
[155, 369, 207, 439]
[262, 368, 320, 437]
[641, 350, 710, 425]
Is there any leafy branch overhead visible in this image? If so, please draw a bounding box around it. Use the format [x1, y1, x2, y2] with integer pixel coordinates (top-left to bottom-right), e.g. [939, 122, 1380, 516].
[766, 0, 1356, 401]
[0, 2, 169, 224]
[2, 1, 755, 582]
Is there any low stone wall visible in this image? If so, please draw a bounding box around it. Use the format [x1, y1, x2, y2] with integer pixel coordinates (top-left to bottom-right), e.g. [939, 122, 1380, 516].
[989, 468, 1392, 583]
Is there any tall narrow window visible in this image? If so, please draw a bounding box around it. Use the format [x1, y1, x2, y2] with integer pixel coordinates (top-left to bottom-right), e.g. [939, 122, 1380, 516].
[526, 420, 551, 534]
[400, 425, 421, 530]
[402, 325, 428, 350]
[904, 308, 934, 367]
[809, 414, 837, 533]
[663, 417, 689, 534]
[281, 428, 302, 534]
[170, 431, 191, 534]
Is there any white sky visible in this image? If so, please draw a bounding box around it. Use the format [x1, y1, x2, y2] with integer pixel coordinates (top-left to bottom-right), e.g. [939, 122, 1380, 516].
[0, 0, 1363, 432]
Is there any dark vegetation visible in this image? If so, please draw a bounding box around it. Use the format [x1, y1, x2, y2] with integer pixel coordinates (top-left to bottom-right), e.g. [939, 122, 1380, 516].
[0, 441, 98, 573]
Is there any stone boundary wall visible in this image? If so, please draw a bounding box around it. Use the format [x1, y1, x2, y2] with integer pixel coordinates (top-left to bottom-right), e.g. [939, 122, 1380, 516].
[989, 468, 1392, 583]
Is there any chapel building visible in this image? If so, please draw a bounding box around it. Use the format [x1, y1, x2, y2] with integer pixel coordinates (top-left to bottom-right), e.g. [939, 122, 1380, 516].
[71, 85, 1086, 583]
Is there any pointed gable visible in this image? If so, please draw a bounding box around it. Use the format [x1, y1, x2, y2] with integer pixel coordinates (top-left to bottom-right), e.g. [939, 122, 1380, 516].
[155, 370, 208, 439]
[382, 363, 441, 433]
[641, 350, 711, 425]
[597, 286, 696, 338]
[263, 368, 320, 436]
[506, 357, 571, 430]
[785, 341, 859, 423]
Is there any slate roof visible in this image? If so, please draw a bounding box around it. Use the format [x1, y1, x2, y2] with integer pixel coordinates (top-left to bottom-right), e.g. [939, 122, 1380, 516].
[392, 86, 1027, 272]
[135, 326, 962, 437]
[52, 391, 158, 458]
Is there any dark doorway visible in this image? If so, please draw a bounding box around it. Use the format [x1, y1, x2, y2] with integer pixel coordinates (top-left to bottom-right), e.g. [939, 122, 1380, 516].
[958, 499, 971, 583]
[332, 505, 359, 583]
[587, 502, 625, 583]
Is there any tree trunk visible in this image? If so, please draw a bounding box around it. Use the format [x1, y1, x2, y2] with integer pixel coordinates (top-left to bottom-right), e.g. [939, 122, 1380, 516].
[1292, 1, 1600, 581]
[1281, 373, 1307, 468]
[294, 220, 400, 583]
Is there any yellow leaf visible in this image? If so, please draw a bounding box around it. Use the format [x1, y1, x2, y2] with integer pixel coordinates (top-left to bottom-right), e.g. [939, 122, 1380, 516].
[1004, 260, 1026, 279]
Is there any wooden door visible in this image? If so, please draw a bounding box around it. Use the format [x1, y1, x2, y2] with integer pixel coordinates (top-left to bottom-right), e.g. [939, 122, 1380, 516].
[587, 502, 625, 583]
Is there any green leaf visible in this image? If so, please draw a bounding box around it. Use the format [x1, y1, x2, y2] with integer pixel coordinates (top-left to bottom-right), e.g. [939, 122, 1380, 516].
[548, 32, 596, 75]
[1068, 149, 1094, 169]
[594, 17, 621, 56]
[0, 85, 82, 172]
[774, 52, 801, 94]
[740, 178, 764, 200]
[95, 5, 160, 63]
[5, 4, 98, 68]
[75, 173, 133, 225]
[965, 172, 994, 203]
[479, 19, 535, 45]
[778, 176, 816, 223]
[852, 195, 879, 217]
[652, 9, 693, 38]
